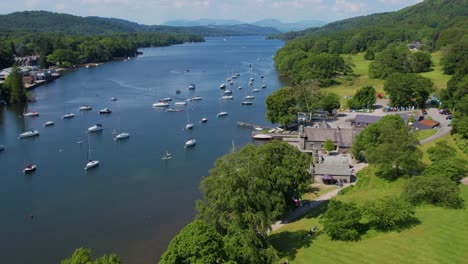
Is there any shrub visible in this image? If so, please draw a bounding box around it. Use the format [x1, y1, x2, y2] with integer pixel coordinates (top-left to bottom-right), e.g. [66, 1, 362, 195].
[363, 196, 416, 231]
[402, 176, 464, 209]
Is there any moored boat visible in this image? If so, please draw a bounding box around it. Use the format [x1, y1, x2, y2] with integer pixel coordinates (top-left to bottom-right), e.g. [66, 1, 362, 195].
[192, 96, 203, 101]
[79, 105, 92, 111]
[153, 102, 169, 107]
[241, 101, 253, 105]
[23, 164, 37, 173]
[185, 139, 196, 148]
[219, 83, 226, 89]
[99, 108, 112, 114]
[18, 130, 39, 138]
[87, 124, 103, 132]
[175, 101, 187, 106]
[44, 121, 54, 127]
[253, 134, 273, 140]
[62, 113, 75, 119]
[24, 112, 39, 117]
[217, 112, 228, 117]
[85, 160, 99, 170]
[114, 132, 130, 140]
[221, 95, 233, 100]
[201, 117, 208, 123]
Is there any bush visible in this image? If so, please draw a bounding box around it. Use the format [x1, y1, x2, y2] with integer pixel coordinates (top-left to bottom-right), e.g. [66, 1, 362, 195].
[427, 141, 457, 162]
[363, 196, 416, 231]
[401, 176, 464, 209]
[320, 200, 363, 241]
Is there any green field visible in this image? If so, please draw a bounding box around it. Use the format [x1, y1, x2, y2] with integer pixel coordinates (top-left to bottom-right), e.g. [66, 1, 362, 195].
[320, 51, 450, 104]
[415, 129, 437, 142]
[270, 136, 468, 264]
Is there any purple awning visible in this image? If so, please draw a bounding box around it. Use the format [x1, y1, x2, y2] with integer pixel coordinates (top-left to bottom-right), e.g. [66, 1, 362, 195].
[322, 175, 333, 180]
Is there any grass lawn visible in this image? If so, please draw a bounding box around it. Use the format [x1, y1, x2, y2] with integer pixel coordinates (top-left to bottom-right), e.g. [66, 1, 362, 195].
[270, 135, 468, 264]
[414, 129, 437, 141]
[319, 51, 449, 105]
[419, 133, 468, 164]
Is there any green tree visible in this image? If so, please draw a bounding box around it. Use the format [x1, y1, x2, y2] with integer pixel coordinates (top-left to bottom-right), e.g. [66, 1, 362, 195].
[363, 196, 415, 231]
[384, 73, 434, 108]
[441, 39, 468, 75]
[440, 74, 468, 110]
[354, 115, 422, 179]
[3, 65, 27, 104]
[347, 86, 376, 110]
[364, 48, 375, 60]
[266, 87, 298, 125]
[320, 92, 340, 114]
[369, 44, 412, 79]
[160, 220, 225, 264]
[324, 139, 336, 152]
[196, 141, 310, 263]
[423, 157, 467, 182]
[320, 200, 363, 241]
[427, 141, 457, 162]
[61, 248, 121, 264]
[291, 53, 344, 86]
[409, 51, 432, 72]
[47, 48, 79, 66]
[402, 176, 464, 209]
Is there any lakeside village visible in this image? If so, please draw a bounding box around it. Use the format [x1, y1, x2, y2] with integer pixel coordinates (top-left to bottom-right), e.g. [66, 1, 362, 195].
[245, 97, 449, 186]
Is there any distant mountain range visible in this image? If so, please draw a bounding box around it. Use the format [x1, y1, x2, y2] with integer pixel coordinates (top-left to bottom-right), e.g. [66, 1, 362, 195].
[164, 18, 328, 32]
[0, 11, 281, 36]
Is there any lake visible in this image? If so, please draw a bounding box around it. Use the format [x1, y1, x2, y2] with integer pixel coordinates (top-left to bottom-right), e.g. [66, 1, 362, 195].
[0, 36, 284, 263]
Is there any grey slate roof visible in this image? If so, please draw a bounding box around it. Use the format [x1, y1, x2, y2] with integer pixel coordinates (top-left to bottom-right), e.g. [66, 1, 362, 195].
[353, 114, 409, 125]
[312, 156, 351, 176]
[304, 127, 356, 148]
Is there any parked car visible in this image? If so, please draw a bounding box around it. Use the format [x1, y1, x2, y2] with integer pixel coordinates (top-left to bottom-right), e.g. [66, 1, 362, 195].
[421, 109, 428, 115]
[439, 109, 451, 115]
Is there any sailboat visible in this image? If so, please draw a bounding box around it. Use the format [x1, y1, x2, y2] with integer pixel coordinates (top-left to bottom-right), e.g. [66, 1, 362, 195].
[162, 150, 172, 160]
[185, 139, 196, 148]
[152, 82, 170, 107]
[185, 104, 193, 130]
[85, 135, 99, 170]
[114, 103, 130, 141]
[23, 164, 37, 174]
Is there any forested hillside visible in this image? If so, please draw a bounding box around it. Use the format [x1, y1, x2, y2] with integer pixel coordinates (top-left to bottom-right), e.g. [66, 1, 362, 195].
[0, 11, 280, 36]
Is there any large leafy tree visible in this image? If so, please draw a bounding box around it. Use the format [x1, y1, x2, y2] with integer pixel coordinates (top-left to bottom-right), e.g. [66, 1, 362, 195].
[353, 115, 422, 179]
[320, 92, 340, 114]
[320, 200, 363, 241]
[160, 220, 225, 264]
[266, 87, 298, 126]
[196, 141, 311, 263]
[3, 65, 27, 104]
[384, 73, 434, 108]
[441, 39, 468, 75]
[363, 196, 415, 231]
[61, 248, 121, 264]
[347, 85, 376, 110]
[291, 53, 345, 86]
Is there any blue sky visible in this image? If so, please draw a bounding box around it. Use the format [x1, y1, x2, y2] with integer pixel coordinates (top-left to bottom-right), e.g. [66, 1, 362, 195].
[2, 0, 423, 24]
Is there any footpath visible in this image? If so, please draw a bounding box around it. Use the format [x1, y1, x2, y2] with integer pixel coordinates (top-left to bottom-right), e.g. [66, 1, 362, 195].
[271, 163, 368, 232]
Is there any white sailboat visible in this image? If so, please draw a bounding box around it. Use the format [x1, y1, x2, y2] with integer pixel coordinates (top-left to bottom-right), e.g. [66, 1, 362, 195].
[185, 139, 196, 148]
[88, 124, 103, 133]
[62, 113, 75, 119]
[114, 102, 130, 141]
[85, 135, 99, 170]
[18, 130, 39, 138]
[185, 105, 193, 130]
[43, 121, 55, 127]
[79, 105, 92, 111]
[217, 112, 228, 117]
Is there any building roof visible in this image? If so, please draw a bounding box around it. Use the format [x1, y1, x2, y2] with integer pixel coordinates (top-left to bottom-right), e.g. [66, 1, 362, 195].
[312, 155, 351, 176]
[353, 114, 409, 125]
[418, 119, 439, 128]
[304, 127, 356, 147]
[412, 122, 432, 130]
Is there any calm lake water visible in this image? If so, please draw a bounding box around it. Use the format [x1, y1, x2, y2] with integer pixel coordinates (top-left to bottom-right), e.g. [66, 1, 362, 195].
[0, 36, 284, 263]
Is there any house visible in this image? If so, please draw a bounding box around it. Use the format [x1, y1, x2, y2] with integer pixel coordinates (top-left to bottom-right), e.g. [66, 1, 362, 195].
[352, 114, 409, 128]
[298, 127, 358, 154]
[14, 56, 39, 67]
[311, 155, 353, 184]
[0, 67, 30, 81]
[413, 119, 439, 130]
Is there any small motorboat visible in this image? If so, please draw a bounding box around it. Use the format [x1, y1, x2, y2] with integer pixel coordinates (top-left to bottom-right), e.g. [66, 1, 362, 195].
[43, 121, 54, 127]
[244, 95, 255, 99]
[62, 113, 75, 119]
[165, 108, 182, 112]
[262, 84, 266, 88]
[175, 101, 187, 106]
[221, 95, 233, 100]
[24, 112, 39, 117]
[18, 130, 39, 138]
[192, 96, 203, 101]
[110, 97, 118, 102]
[217, 112, 228, 117]
[224, 89, 233, 95]
[23, 164, 37, 173]
[85, 160, 99, 170]
[252, 89, 260, 93]
[249, 81, 253, 86]
[186, 123, 194, 130]
[114, 132, 130, 140]
[250, 77, 255, 82]
[79, 105, 92, 111]
[188, 84, 195, 90]
[238, 86, 242, 90]
[226, 78, 231, 82]
[201, 117, 208, 123]
[153, 102, 169, 107]
[185, 139, 196, 148]
[241, 101, 253, 105]
[99, 108, 112, 114]
[229, 81, 234, 85]
[88, 124, 103, 132]
[176, 90, 181, 94]
[219, 83, 226, 89]
[236, 72, 240, 76]
[161, 97, 172, 102]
